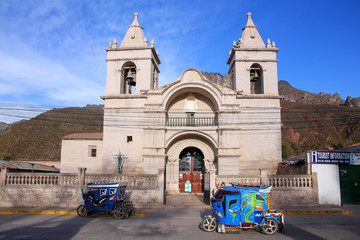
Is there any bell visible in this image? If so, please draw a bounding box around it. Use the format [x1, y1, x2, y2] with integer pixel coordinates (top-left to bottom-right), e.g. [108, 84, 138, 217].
[126, 71, 136, 86]
[250, 69, 259, 82]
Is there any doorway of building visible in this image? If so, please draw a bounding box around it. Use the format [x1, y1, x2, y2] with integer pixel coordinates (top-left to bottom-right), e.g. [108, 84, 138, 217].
[179, 147, 204, 193]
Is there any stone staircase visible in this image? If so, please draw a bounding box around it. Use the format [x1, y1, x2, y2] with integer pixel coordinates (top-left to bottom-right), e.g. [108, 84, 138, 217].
[165, 193, 209, 208]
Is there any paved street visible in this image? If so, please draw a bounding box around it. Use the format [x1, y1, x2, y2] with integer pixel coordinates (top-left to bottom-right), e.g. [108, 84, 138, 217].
[0, 206, 359, 240]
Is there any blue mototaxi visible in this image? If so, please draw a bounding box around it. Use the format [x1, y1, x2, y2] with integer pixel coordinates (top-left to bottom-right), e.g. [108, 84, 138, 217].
[77, 182, 135, 219]
[202, 183, 285, 234]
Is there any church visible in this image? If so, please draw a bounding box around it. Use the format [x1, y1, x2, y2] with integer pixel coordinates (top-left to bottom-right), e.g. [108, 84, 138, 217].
[61, 12, 282, 194]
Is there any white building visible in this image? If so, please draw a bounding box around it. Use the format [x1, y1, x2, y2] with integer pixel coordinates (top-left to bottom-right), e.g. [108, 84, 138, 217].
[61, 12, 282, 195]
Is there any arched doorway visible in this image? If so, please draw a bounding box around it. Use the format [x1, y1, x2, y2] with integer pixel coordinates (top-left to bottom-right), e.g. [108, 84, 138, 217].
[178, 147, 205, 193]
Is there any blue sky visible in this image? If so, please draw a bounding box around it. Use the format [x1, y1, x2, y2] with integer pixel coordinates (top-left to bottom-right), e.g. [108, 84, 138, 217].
[0, 0, 359, 123]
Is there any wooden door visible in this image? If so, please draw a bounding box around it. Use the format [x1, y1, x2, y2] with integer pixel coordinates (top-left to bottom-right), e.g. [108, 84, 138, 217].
[179, 151, 204, 193]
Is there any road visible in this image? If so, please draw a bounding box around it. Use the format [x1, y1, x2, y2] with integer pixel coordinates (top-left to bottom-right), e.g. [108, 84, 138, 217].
[0, 206, 359, 240]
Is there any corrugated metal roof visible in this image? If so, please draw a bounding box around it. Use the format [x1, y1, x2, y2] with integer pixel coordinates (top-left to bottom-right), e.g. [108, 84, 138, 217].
[340, 143, 360, 152]
[62, 132, 103, 140]
[0, 160, 59, 172]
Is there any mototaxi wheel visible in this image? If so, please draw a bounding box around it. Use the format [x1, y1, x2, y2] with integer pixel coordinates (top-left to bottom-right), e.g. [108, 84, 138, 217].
[261, 218, 279, 235]
[202, 217, 217, 232]
[113, 207, 126, 219]
[77, 205, 87, 217]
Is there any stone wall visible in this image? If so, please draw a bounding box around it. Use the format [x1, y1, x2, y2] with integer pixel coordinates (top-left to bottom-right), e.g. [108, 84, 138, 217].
[0, 167, 320, 208]
[0, 167, 162, 208]
[216, 174, 319, 208]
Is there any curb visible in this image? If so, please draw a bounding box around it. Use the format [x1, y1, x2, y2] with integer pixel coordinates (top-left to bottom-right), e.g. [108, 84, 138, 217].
[278, 210, 352, 215]
[0, 209, 351, 215]
[0, 210, 153, 216]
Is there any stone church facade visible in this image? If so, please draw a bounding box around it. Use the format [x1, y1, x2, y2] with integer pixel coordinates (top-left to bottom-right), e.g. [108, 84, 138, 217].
[61, 12, 282, 194]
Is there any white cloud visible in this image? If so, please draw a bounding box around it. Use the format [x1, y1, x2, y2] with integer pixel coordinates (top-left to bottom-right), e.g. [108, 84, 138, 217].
[0, 37, 104, 106]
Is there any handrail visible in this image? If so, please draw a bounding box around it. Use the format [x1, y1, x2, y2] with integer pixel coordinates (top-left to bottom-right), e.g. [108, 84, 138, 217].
[167, 117, 217, 127]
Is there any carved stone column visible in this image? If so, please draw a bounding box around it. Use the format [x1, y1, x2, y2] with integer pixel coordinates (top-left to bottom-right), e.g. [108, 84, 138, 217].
[166, 159, 178, 194]
[158, 168, 165, 204]
[0, 167, 7, 187]
[209, 168, 216, 198]
[260, 169, 268, 185]
[0, 167, 7, 198]
[78, 168, 87, 202]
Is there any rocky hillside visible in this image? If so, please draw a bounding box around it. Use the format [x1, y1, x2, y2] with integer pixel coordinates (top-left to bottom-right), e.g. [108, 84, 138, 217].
[203, 72, 360, 108]
[0, 122, 9, 132]
[202, 72, 231, 88]
[0, 105, 103, 160]
[278, 80, 345, 105]
[281, 101, 360, 158]
[279, 80, 360, 107]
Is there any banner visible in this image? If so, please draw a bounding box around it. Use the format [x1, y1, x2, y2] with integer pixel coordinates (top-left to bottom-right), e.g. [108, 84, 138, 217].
[350, 153, 360, 165]
[310, 151, 350, 164]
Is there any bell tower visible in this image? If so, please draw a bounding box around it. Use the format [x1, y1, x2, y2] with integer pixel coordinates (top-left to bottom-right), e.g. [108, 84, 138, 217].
[101, 13, 161, 174]
[227, 12, 279, 96]
[104, 13, 160, 95]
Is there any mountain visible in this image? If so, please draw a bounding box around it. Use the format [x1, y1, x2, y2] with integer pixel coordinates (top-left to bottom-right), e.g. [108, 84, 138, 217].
[202, 72, 231, 88]
[0, 122, 9, 132]
[281, 101, 360, 158]
[0, 105, 103, 160]
[278, 80, 345, 105]
[202, 73, 360, 108]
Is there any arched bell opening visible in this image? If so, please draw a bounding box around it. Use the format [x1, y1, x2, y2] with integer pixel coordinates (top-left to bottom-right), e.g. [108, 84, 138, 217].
[121, 61, 137, 94]
[250, 63, 264, 94]
[178, 147, 205, 193]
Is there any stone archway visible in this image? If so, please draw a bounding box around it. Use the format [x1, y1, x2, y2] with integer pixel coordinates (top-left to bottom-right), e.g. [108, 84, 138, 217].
[165, 134, 216, 194]
[178, 147, 205, 193]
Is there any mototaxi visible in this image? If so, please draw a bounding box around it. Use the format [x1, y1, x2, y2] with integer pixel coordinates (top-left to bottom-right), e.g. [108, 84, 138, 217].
[77, 182, 134, 219]
[202, 183, 285, 234]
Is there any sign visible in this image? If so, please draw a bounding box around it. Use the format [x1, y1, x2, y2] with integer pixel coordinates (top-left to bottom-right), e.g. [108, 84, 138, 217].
[311, 151, 350, 164]
[350, 153, 360, 165]
[185, 181, 192, 192]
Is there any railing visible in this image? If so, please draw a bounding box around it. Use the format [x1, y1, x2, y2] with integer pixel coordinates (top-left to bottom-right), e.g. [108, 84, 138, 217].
[268, 175, 312, 188]
[6, 173, 58, 185]
[167, 117, 217, 127]
[216, 175, 313, 189]
[85, 174, 157, 189]
[4, 173, 157, 189]
[216, 176, 261, 186]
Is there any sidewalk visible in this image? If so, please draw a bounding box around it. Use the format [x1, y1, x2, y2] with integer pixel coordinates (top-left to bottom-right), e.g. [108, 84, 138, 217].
[0, 205, 355, 216]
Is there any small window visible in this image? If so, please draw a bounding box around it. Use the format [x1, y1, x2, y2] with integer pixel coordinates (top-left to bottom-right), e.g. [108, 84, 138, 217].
[179, 156, 191, 172]
[127, 136, 133, 143]
[91, 148, 97, 157]
[256, 194, 265, 202]
[100, 189, 106, 196]
[193, 156, 204, 172]
[88, 145, 97, 157]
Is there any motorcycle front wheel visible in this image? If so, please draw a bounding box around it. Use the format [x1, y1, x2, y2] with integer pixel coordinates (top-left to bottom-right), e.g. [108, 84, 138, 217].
[261, 218, 279, 235]
[113, 207, 127, 219]
[77, 205, 87, 217]
[202, 217, 217, 232]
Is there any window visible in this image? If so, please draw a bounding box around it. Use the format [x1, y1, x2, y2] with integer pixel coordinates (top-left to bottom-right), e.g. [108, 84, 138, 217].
[193, 152, 204, 172]
[88, 145, 97, 157]
[179, 156, 191, 172]
[91, 149, 97, 157]
[127, 136, 133, 143]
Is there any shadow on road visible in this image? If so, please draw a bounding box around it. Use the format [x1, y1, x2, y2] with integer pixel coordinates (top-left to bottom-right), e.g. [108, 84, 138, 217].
[0, 214, 90, 240]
